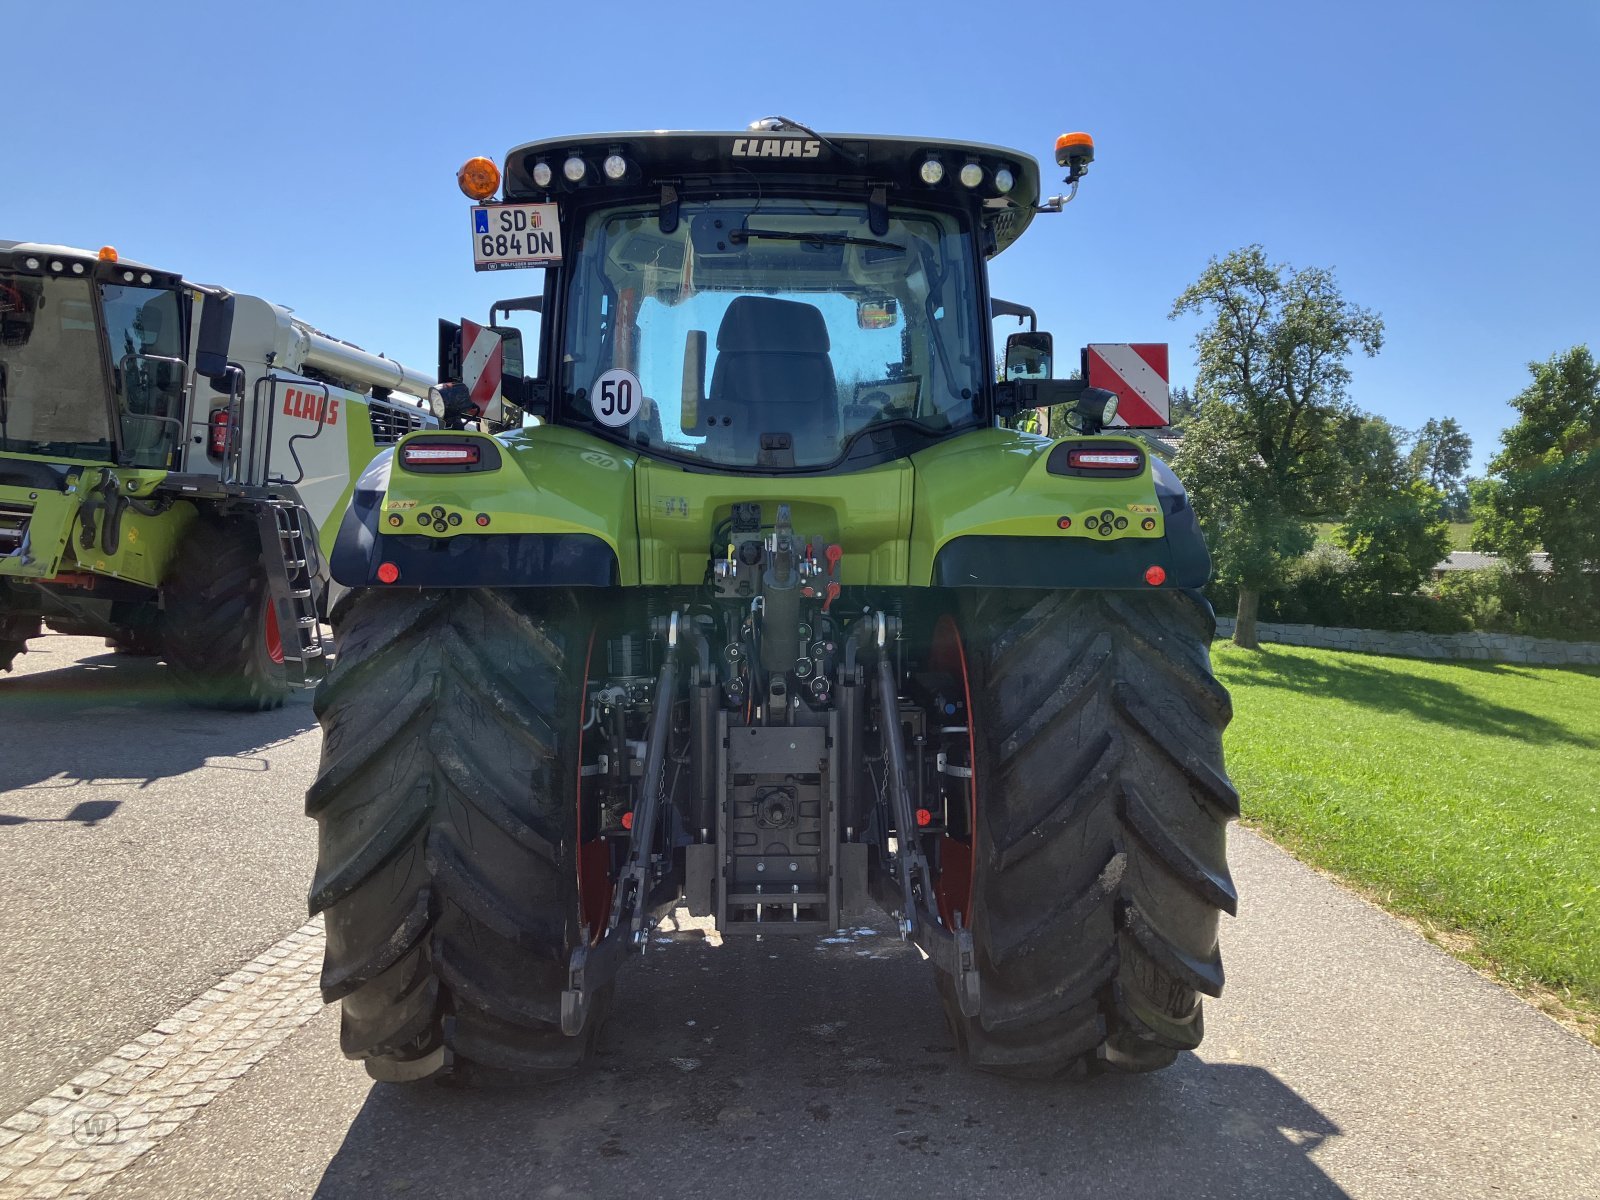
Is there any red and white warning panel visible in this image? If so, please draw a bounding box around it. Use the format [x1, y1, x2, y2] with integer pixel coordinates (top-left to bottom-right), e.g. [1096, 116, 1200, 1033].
[459, 319, 504, 423]
[1086, 343, 1170, 428]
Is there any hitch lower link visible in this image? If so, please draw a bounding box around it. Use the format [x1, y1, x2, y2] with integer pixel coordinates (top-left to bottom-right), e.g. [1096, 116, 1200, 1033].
[868, 612, 981, 1018]
[561, 611, 686, 1035]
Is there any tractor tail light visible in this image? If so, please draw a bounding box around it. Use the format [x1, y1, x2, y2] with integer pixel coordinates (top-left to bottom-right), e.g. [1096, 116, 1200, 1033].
[207, 408, 230, 458]
[402, 443, 480, 467]
[1066, 448, 1142, 470]
[1046, 440, 1146, 478]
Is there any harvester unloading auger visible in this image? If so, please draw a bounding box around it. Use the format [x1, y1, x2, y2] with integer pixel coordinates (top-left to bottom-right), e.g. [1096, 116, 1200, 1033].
[0, 242, 436, 707]
[308, 122, 1238, 1083]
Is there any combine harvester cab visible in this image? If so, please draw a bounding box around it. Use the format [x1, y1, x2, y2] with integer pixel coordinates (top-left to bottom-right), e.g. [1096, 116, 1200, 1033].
[0, 240, 437, 708]
[309, 124, 1237, 1084]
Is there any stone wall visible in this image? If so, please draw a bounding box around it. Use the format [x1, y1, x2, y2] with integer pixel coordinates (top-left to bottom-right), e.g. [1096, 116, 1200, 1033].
[1212, 618, 1600, 666]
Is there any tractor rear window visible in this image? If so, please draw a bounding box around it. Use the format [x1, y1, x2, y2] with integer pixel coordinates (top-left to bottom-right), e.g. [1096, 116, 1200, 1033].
[559, 199, 985, 470]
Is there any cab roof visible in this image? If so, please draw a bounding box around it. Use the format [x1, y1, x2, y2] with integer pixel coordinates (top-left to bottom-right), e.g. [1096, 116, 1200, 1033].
[0, 240, 180, 288]
[499, 130, 1043, 255]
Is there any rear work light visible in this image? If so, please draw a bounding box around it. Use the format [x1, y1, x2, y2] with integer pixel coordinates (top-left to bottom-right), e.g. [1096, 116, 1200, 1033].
[1067, 448, 1142, 470]
[402, 443, 480, 467]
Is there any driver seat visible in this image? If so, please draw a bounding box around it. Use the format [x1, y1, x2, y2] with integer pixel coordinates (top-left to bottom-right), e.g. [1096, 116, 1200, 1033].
[704, 297, 837, 464]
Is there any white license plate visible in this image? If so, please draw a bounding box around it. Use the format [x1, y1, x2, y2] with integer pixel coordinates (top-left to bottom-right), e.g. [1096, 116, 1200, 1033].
[470, 203, 561, 271]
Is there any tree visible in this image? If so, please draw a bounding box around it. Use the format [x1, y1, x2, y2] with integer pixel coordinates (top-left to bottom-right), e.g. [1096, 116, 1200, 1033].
[1170, 246, 1384, 647]
[1337, 477, 1452, 595]
[1473, 346, 1600, 582]
[1341, 416, 1413, 498]
[1409, 417, 1473, 519]
[1166, 384, 1200, 433]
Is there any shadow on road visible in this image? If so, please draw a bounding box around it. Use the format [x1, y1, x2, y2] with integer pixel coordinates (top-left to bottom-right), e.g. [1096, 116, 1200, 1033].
[1221, 645, 1596, 746]
[0, 638, 316, 801]
[314, 921, 1348, 1199]
[0, 798, 121, 826]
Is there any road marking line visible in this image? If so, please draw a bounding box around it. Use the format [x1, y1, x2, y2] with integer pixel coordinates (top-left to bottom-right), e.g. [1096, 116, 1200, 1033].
[0, 918, 325, 1200]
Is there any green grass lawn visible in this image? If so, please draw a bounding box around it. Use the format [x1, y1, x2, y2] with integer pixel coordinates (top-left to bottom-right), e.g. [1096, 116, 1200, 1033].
[1312, 520, 1473, 550]
[1212, 642, 1600, 1039]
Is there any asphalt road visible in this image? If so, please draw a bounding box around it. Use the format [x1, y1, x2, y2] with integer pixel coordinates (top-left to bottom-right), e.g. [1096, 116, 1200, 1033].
[2, 634, 1597, 1199]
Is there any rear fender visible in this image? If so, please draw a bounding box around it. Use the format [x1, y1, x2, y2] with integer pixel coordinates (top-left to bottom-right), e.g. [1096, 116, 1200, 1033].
[911, 429, 1210, 589]
[329, 427, 636, 589]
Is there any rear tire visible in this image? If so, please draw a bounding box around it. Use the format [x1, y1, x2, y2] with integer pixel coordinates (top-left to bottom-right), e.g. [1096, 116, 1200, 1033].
[307, 587, 605, 1084]
[161, 520, 288, 711]
[944, 588, 1237, 1078]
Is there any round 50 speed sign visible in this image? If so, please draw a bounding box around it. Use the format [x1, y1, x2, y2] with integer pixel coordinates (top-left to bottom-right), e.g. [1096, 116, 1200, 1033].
[590, 368, 642, 428]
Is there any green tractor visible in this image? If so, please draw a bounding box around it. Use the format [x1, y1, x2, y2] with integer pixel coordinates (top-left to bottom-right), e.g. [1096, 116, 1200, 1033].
[309, 122, 1237, 1083]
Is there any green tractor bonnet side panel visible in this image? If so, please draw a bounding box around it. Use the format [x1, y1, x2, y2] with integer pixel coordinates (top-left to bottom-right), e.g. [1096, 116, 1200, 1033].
[329, 425, 639, 589]
[636, 457, 914, 587]
[910, 428, 1211, 589]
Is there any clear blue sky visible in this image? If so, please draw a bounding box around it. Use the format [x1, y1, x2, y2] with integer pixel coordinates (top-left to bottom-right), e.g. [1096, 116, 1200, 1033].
[9, 0, 1597, 473]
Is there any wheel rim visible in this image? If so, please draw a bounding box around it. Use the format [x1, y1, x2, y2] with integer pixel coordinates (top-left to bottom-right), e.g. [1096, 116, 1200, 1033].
[929, 614, 977, 929]
[574, 628, 612, 940]
[263, 600, 284, 665]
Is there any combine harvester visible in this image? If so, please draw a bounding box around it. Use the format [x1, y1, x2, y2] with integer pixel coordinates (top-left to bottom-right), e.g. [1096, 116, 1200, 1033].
[0, 240, 437, 707]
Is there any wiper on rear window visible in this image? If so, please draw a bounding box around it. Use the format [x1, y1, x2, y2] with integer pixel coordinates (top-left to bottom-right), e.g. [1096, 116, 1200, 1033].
[728, 229, 904, 252]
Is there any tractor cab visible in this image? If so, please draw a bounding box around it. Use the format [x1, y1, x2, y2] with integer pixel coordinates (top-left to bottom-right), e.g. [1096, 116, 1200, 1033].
[449, 123, 1111, 470]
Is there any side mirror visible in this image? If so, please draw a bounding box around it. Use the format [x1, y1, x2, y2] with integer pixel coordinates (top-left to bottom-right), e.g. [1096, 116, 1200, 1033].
[492, 324, 524, 380]
[857, 299, 898, 330]
[437, 318, 462, 385]
[681, 329, 706, 432]
[194, 291, 235, 382]
[1004, 331, 1053, 381]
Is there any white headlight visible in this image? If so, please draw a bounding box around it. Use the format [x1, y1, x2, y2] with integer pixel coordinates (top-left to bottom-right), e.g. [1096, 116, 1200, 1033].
[70, 262, 85, 274]
[23, 256, 39, 269]
[139, 273, 152, 284]
[919, 158, 944, 185]
[49, 260, 64, 272]
[531, 161, 553, 188]
[428, 389, 446, 418]
[959, 162, 983, 188]
[1102, 395, 1120, 424]
[563, 155, 586, 183]
[994, 166, 1015, 194]
[603, 154, 627, 181]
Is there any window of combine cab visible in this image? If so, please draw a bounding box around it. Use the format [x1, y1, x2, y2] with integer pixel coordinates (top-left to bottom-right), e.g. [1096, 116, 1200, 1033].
[0, 273, 115, 460]
[559, 198, 985, 470]
[99, 283, 185, 469]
